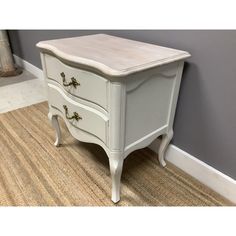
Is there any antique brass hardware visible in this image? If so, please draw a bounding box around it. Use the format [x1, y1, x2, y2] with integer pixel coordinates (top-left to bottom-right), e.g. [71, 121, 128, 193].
[63, 105, 82, 121]
[60, 72, 80, 88]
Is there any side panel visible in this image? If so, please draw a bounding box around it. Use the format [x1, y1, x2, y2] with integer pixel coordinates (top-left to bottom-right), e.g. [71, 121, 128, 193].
[125, 62, 179, 148]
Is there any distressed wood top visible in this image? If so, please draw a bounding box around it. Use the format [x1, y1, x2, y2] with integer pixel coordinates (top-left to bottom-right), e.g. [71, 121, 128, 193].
[37, 34, 190, 77]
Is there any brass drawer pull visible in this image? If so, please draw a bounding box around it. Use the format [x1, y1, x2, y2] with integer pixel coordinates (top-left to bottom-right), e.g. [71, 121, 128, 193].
[60, 72, 80, 88]
[63, 105, 82, 121]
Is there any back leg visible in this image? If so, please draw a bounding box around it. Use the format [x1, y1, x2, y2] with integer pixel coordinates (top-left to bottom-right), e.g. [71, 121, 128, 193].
[158, 129, 173, 167]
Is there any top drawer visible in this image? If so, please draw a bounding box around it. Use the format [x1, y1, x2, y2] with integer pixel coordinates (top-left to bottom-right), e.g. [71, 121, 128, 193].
[44, 54, 108, 110]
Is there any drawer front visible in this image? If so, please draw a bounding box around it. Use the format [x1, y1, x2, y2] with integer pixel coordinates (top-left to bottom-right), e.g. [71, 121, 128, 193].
[44, 54, 108, 110]
[48, 84, 108, 144]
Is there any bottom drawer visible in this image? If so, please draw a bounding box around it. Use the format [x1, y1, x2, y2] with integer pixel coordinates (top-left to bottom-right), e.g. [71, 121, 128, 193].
[48, 84, 109, 144]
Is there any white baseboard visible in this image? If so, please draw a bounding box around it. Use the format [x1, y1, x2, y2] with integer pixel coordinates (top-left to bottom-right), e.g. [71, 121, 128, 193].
[13, 54, 43, 80]
[150, 139, 236, 204]
[13, 54, 236, 204]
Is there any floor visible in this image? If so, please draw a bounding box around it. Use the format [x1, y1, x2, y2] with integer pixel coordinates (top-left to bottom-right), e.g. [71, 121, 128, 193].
[0, 69, 47, 113]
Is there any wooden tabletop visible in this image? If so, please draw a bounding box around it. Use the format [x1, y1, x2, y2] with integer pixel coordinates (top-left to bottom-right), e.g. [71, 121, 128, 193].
[37, 34, 190, 77]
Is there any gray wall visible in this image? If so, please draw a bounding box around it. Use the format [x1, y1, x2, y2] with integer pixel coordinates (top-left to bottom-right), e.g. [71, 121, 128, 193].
[8, 30, 236, 179]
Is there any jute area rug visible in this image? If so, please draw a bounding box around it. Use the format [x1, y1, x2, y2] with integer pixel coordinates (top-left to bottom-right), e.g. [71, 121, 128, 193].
[0, 102, 233, 206]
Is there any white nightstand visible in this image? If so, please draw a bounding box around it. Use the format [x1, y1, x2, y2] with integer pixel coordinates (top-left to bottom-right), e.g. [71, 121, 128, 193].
[37, 34, 190, 203]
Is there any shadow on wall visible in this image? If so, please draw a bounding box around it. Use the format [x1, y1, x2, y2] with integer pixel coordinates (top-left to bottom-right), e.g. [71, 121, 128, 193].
[173, 61, 209, 161]
[173, 59, 236, 178]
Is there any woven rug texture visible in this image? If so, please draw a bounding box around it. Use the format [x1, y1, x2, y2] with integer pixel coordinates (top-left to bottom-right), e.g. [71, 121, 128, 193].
[0, 102, 233, 206]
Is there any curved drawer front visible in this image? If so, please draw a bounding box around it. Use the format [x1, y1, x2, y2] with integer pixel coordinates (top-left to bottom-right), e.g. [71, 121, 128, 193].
[48, 84, 109, 144]
[44, 54, 108, 110]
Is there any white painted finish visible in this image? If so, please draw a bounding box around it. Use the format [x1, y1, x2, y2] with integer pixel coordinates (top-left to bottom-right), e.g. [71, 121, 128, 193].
[37, 34, 190, 77]
[166, 61, 184, 131]
[48, 113, 61, 147]
[44, 54, 108, 109]
[158, 130, 173, 167]
[48, 84, 109, 144]
[164, 144, 236, 204]
[125, 63, 178, 147]
[109, 153, 124, 203]
[49, 105, 111, 159]
[124, 126, 167, 158]
[47, 79, 108, 115]
[108, 82, 126, 152]
[38, 34, 190, 203]
[158, 61, 184, 167]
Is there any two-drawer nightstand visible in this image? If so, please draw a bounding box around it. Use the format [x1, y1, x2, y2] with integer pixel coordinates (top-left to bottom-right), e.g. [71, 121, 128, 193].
[37, 34, 190, 203]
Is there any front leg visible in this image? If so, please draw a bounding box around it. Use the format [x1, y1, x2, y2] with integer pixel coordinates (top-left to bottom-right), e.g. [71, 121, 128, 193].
[158, 129, 173, 167]
[48, 112, 61, 147]
[108, 153, 124, 203]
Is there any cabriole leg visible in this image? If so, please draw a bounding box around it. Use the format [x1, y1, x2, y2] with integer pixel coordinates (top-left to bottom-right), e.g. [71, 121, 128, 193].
[48, 112, 61, 147]
[158, 129, 173, 167]
[108, 154, 124, 203]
